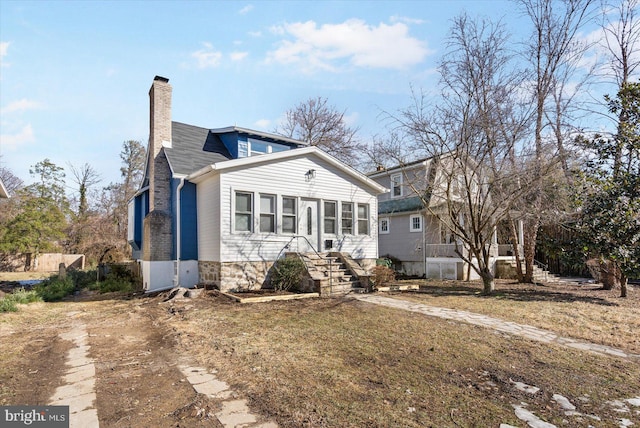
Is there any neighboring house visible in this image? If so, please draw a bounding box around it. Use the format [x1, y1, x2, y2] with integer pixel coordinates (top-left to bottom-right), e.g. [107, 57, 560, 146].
[0, 178, 9, 199]
[368, 155, 524, 280]
[128, 76, 386, 292]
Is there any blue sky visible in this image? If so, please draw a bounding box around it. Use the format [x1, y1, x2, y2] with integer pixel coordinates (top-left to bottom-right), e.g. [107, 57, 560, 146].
[0, 0, 618, 193]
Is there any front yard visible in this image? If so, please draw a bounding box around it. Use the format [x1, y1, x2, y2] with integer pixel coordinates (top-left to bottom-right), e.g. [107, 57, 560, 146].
[0, 278, 638, 427]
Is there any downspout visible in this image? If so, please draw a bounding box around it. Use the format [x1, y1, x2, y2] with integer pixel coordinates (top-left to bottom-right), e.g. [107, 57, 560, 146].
[175, 177, 185, 287]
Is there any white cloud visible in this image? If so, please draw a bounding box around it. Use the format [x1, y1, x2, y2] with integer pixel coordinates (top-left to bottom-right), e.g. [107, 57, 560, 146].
[266, 19, 432, 72]
[192, 42, 223, 69]
[0, 124, 35, 149]
[0, 41, 9, 58]
[238, 4, 253, 15]
[254, 119, 271, 129]
[230, 51, 248, 61]
[390, 15, 425, 25]
[1, 99, 43, 114]
[0, 41, 10, 69]
[248, 30, 262, 37]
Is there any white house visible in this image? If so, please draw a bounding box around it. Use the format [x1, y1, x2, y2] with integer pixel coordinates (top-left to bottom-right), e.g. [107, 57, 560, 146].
[128, 76, 387, 293]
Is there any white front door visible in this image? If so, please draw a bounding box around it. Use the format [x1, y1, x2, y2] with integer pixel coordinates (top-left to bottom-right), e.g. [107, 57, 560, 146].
[299, 198, 320, 253]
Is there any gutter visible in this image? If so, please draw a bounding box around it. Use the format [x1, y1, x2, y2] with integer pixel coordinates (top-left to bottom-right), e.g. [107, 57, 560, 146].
[174, 177, 186, 287]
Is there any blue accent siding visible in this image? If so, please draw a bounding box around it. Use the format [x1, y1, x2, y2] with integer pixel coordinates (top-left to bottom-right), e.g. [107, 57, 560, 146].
[130, 190, 148, 260]
[180, 181, 198, 260]
[220, 132, 241, 158]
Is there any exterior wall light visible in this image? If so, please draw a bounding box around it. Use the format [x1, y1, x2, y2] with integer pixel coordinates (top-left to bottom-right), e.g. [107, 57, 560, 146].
[305, 169, 316, 181]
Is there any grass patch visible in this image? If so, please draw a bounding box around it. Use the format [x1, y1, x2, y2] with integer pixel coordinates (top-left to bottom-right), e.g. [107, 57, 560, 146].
[384, 279, 640, 354]
[169, 295, 640, 427]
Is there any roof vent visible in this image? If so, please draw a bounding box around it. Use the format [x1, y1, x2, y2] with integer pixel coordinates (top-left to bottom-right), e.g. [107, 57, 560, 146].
[154, 75, 169, 83]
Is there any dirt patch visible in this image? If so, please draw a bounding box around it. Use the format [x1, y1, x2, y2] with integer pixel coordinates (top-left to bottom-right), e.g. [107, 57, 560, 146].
[86, 299, 223, 427]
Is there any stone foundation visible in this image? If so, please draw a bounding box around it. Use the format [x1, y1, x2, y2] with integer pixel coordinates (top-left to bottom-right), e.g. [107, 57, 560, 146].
[199, 260, 275, 291]
[199, 257, 373, 292]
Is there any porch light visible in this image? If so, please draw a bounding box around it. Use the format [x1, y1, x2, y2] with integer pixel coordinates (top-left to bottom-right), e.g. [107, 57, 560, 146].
[305, 169, 316, 181]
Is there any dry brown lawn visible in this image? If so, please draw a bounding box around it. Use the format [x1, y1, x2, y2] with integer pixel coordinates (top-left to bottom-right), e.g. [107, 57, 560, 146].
[385, 279, 640, 354]
[1, 277, 639, 427]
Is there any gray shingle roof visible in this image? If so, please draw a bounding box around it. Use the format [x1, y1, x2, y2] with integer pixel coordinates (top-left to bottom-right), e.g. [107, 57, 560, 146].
[379, 196, 425, 214]
[165, 121, 233, 175]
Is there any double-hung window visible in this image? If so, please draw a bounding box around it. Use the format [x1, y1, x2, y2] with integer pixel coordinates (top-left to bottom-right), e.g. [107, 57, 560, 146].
[379, 218, 390, 234]
[357, 203, 369, 235]
[410, 214, 423, 232]
[341, 202, 353, 234]
[282, 197, 297, 234]
[235, 192, 253, 232]
[260, 194, 275, 233]
[324, 201, 337, 234]
[391, 173, 403, 198]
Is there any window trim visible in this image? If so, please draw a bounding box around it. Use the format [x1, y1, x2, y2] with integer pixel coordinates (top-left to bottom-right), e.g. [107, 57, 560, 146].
[234, 191, 254, 233]
[409, 214, 423, 233]
[379, 217, 390, 234]
[341, 202, 354, 235]
[391, 173, 403, 198]
[357, 203, 369, 236]
[282, 196, 297, 234]
[323, 200, 337, 235]
[259, 193, 276, 233]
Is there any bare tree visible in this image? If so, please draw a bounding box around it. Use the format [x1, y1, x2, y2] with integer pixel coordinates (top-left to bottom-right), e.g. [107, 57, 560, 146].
[275, 97, 365, 169]
[0, 156, 23, 196]
[601, 0, 640, 178]
[382, 15, 533, 294]
[517, 0, 595, 283]
[119, 140, 146, 202]
[69, 163, 101, 217]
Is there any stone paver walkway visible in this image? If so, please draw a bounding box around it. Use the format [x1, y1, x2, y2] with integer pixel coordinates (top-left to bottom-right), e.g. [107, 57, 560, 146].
[352, 294, 640, 360]
[49, 317, 99, 428]
[178, 363, 278, 428]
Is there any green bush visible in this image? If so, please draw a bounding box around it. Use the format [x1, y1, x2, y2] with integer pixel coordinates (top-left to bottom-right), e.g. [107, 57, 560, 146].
[0, 288, 43, 312]
[10, 287, 43, 304]
[98, 274, 133, 293]
[271, 257, 307, 291]
[0, 297, 18, 312]
[35, 275, 75, 302]
[69, 269, 98, 289]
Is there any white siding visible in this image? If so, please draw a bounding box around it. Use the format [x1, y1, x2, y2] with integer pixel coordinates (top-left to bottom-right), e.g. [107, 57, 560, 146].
[196, 174, 221, 260]
[198, 155, 379, 262]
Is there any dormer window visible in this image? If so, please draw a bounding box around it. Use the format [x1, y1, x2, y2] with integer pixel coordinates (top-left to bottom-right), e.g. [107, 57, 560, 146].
[391, 173, 403, 198]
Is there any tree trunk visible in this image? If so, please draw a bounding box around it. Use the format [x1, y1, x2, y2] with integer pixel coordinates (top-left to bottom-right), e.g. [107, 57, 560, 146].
[522, 218, 539, 283]
[480, 269, 495, 295]
[620, 274, 628, 298]
[508, 216, 523, 281]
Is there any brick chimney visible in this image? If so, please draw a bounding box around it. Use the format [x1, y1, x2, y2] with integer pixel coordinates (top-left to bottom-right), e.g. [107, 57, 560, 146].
[148, 76, 172, 213]
[143, 76, 173, 262]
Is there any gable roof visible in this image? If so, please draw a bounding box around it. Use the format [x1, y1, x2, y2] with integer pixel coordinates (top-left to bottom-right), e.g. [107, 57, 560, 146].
[164, 122, 233, 176]
[188, 146, 387, 194]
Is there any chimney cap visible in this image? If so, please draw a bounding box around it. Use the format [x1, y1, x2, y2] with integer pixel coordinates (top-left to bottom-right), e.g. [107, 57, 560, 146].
[154, 75, 169, 83]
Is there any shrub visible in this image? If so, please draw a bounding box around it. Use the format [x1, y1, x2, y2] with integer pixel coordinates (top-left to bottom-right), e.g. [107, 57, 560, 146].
[371, 265, 396, 289]
[271, 257, 307, 291]
[35, 275, 75, 302]
[69, 269, 98, 289]
[98, 274, 134, 293]
[10, 287, 42, 304]
[0, 297, 18, 312]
